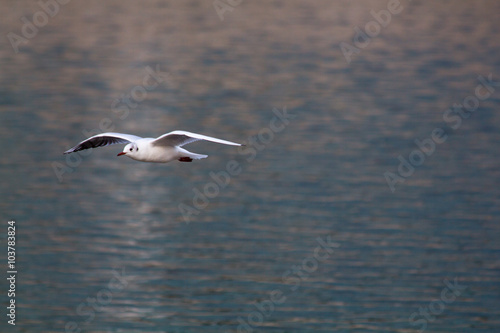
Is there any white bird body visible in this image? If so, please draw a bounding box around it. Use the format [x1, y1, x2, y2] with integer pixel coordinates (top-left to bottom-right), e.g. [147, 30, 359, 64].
[64, 130, 242, 163]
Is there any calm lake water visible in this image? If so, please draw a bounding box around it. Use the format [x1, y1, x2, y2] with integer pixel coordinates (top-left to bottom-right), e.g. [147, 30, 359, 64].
[1, 1, 500, 332]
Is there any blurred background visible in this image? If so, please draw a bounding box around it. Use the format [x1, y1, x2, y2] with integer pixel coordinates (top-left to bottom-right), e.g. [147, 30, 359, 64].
[1, 0, 500, 332]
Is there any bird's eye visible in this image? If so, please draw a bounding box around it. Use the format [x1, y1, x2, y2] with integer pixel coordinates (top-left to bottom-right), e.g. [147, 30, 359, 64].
[136, 147, 139, 151]
[129, 147, 133, 152]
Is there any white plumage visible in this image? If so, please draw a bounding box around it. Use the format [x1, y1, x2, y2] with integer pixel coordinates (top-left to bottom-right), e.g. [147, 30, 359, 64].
[64, 130, 242, 163]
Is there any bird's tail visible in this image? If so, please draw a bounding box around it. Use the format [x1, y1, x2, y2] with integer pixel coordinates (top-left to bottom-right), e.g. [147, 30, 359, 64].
[179, 148, 208, 160]
[189, 152, 208, 160]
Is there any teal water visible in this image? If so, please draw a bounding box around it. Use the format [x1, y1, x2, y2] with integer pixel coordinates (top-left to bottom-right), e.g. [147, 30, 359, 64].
[1, 1, 500, 332]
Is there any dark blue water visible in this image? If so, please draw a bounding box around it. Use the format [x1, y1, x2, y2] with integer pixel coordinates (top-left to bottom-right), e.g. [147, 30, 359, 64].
[1, 1, 500, 332]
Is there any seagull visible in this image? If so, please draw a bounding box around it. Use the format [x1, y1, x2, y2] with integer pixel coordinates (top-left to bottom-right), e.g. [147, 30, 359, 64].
[64, 130, 243, 163]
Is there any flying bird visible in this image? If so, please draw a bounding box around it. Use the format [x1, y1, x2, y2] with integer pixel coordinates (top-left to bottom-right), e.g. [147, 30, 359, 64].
[64, 130, 242, 163]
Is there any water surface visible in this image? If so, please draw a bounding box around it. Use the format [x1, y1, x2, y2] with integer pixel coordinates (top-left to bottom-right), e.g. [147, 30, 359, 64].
[1, 1, 500, 332]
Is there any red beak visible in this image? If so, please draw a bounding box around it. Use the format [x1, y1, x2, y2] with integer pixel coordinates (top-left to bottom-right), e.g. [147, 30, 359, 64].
[117, 152, 126, 156]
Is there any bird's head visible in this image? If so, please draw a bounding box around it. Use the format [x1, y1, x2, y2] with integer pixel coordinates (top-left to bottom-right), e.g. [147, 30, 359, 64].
[118, 143, 139, 157]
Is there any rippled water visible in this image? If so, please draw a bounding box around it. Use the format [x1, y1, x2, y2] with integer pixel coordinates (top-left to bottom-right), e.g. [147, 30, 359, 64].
[1, 1, 500, 332]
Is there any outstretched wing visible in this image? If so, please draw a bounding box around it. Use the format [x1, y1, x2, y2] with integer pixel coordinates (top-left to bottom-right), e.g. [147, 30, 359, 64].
[64, 132, 142, 154]
[151, 130, 242, 147]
